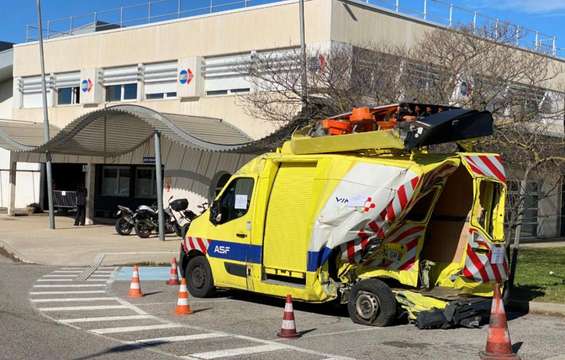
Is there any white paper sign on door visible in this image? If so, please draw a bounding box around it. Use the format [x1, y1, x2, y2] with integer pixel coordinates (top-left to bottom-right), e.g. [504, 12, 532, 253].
[234, 194, 248, 210]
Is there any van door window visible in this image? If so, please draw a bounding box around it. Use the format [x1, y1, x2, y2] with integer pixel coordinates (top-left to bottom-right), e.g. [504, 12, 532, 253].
[476, 181, 503, 237]
[216, 177, 254, 224]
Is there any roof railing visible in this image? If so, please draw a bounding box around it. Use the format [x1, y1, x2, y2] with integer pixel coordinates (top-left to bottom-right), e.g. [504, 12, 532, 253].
[24, 0, 563, 59]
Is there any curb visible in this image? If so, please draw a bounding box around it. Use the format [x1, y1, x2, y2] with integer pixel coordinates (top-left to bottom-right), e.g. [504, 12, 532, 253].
[510, 300, 565, 316]
[0, 239, 33, 264]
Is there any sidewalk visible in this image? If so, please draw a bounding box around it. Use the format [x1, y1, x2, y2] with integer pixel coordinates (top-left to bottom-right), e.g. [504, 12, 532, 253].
[0, 214, 179, 266]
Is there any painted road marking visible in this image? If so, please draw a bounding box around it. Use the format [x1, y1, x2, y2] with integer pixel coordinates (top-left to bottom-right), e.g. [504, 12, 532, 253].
[39, 305, 129, 312]
[34, 284, 107, 288]
[37, 279, 75, 282]
[90, 323, 183, 334]
[31, 297, 118, 303]
[30, 290, 107, 295]
[43, 275, 78, 278]
[188, 344, 288, 359]
[61, 267, 87, 270]
[133, 333, 227, 345]
[60, 315, 155, 324]
[53, 270, 83, 273]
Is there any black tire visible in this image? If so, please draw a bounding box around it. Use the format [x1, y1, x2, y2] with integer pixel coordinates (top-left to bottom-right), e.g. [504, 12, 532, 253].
[347, 278, 397, 327]
[115, 218, 133, 235]
[185, 256, 215, 298]
[135, 222, 152, 238]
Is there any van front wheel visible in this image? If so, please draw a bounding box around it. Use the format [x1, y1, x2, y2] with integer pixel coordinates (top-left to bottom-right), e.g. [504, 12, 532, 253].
[185, 256, 215, 298]
[348, 279, 396, 327]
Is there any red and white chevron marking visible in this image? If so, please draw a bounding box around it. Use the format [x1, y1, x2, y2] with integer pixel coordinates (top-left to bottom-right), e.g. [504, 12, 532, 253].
[183, 236, 210, 254]
[341, 229, 373, 264]
[365, 176, 420, 239]
[463, 155, 506, 183]
[386, 224, 425, 270]
[462, 230, 508, 283]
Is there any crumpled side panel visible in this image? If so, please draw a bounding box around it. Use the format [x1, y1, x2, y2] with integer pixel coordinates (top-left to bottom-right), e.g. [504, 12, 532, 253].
[310, 163, 420, 262]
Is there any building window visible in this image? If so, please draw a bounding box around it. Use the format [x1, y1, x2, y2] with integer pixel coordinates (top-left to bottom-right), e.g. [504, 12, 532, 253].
[146, 91, 177, 100]
[101, 166, 130, 197]
[102, 65, 140, 102]
[20, 75, 53, 108]
[203, 53, 252, 96]
[105, 83, 138, 102]
[54, 71, 81, 105]
[57, 87, 80, 105]
[135, 167, 156, 198]
[144, 61, 177, 100]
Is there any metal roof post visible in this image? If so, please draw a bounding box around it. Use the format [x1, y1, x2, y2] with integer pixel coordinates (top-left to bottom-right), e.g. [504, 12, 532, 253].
[154, 131, 165, 241]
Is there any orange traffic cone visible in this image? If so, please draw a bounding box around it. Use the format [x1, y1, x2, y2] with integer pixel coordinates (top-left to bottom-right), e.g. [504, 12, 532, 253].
[167, 257, 180, 286]
[175, 278, 192, 315]
[128, 265, 143, 298]
[480, 283, 520, 360]
[277, 294, 300, 338]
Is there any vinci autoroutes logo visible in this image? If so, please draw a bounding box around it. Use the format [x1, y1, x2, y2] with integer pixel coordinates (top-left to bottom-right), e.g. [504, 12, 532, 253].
[81, 79, 93, 93]
[179, 69, 193, 85]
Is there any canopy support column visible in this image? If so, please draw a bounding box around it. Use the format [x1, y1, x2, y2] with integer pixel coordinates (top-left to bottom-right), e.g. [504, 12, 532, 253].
[7, 160, 16, 216]
[154, 131, 165, 241]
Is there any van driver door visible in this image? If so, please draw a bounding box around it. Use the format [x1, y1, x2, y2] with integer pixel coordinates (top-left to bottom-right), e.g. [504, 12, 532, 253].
[205, 176, 256, 290]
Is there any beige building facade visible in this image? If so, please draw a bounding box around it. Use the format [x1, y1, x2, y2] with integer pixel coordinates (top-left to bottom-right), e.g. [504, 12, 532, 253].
[1, 0, 564, 238]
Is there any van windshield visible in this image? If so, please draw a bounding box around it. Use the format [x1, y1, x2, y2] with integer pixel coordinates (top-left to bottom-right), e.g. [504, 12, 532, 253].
[475, 180, 503, 238]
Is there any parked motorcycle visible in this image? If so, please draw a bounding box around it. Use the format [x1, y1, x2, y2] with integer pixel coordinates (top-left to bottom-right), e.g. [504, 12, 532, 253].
[115, 205, 135, 235]
[134, 204, 175, 238]
[168, 197, 201, 238]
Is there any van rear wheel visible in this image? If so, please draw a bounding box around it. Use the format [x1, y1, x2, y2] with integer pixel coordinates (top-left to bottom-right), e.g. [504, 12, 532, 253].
[185, 256, 215, 298]
[348, 278, 396, 327]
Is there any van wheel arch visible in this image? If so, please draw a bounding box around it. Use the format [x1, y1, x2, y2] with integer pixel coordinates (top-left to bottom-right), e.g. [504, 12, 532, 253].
[184, 254, 216, 298]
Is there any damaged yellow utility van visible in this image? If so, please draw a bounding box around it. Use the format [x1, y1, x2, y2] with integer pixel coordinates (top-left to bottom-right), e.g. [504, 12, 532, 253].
[179, 104, 508, 326]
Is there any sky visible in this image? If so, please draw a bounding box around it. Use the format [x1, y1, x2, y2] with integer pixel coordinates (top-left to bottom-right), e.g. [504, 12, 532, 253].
[0, 0, 563, 53]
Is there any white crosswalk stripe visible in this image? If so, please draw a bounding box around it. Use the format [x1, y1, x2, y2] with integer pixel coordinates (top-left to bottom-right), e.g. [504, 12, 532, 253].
[30, 290, 107, 295]
[60, 315, 155, 324]
[34, 284, 106, 288]
[31, 297, 118, 303]
[133, 333, 227, 344]
[90, 323, 183, 334]
[39, 305, 129, 312]
[188, 344, 288, 359]
[37, 279, 75, 282]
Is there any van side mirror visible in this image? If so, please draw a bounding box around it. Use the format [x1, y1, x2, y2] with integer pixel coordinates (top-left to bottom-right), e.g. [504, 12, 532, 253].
[209, 201, 222, 225]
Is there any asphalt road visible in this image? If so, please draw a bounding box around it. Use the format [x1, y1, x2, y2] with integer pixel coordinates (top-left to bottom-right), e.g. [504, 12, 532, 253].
[0, 261, 171, 360]
[2, 255, 565, 360]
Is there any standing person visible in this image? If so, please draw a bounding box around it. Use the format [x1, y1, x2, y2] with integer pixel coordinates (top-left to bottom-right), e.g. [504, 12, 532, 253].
[74, 186, 87, 226]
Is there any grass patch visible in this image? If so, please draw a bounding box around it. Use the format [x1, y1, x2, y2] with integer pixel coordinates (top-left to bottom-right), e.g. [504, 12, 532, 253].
[513, 247, 565, 304]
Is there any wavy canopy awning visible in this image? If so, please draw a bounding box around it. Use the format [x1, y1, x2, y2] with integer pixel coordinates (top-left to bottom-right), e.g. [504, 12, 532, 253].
[0, 105, 280, 156]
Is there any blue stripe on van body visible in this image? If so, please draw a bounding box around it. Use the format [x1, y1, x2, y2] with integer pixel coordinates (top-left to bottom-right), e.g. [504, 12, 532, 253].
[207, 240, 262, 263]
[307, 247, 333, 272]
[207, 240, 332, 272]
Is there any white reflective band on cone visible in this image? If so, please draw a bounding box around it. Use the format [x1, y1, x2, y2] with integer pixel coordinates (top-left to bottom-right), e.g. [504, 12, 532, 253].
[282, 320, 295, 329]
[177, 298, 189, 305]
[179, 285, 187, 292]
[130, 283, 140, 289]
[284, 303, 293, 312]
